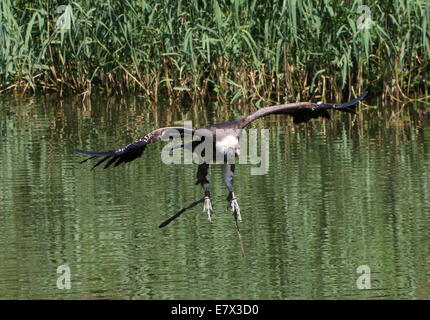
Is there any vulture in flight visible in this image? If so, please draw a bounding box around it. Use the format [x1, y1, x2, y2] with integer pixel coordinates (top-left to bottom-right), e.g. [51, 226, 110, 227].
[74, 91, 368, 228]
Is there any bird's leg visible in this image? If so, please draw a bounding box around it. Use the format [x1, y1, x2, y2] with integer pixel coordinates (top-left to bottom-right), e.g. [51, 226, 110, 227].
[203, 190, 213, 222]
[222, 163, 242, 222]
[227, 191, 242, 223]
[196, 163, 213, 222]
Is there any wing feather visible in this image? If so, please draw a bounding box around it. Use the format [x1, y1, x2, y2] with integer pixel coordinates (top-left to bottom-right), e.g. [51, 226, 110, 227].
[240, 90, 368, 128]
[74, 126, 196, 169]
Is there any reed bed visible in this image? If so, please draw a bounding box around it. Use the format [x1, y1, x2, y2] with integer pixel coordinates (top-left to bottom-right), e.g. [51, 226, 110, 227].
[1, 0, 429, 103]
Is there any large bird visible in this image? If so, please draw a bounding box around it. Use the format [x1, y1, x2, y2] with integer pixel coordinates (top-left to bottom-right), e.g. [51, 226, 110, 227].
[74, 91, 368, 227]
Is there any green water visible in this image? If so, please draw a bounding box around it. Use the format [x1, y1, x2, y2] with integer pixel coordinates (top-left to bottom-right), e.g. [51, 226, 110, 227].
[0, 94, 429, 299]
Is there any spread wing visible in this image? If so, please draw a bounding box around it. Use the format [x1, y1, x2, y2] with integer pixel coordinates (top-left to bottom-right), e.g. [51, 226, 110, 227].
[73, 127, 196, 169]
[239, 91, 368, 128]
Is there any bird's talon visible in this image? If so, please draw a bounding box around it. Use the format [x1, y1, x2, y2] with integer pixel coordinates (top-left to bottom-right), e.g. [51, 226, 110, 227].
[229, 197, 242, 222]
[203, 196, 213, 221]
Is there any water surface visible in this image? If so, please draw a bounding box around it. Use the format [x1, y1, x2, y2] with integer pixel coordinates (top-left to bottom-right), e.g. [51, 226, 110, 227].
[0, 94, 429, 299]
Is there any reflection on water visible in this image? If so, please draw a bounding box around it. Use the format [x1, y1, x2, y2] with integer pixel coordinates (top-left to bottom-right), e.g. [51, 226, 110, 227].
[0, 94, 429, 299]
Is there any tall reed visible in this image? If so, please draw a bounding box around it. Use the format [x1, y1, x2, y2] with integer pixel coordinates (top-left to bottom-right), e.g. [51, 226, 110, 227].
[0, 0, 429, 102]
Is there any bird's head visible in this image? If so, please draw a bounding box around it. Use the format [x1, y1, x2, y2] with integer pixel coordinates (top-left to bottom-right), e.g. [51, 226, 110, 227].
[226, 145, 240, 158]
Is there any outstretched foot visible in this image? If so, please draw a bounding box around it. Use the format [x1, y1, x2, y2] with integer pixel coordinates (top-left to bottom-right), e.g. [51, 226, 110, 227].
[227, 192, 242, 222]
[203, 196, 213, 221]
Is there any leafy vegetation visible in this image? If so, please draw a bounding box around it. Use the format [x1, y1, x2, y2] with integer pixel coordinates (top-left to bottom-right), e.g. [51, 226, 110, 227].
[1, 0, 429, 102]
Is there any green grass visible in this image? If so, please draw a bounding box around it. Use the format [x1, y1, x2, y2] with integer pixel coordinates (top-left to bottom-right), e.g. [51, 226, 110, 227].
[0, 0, 429, 102]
